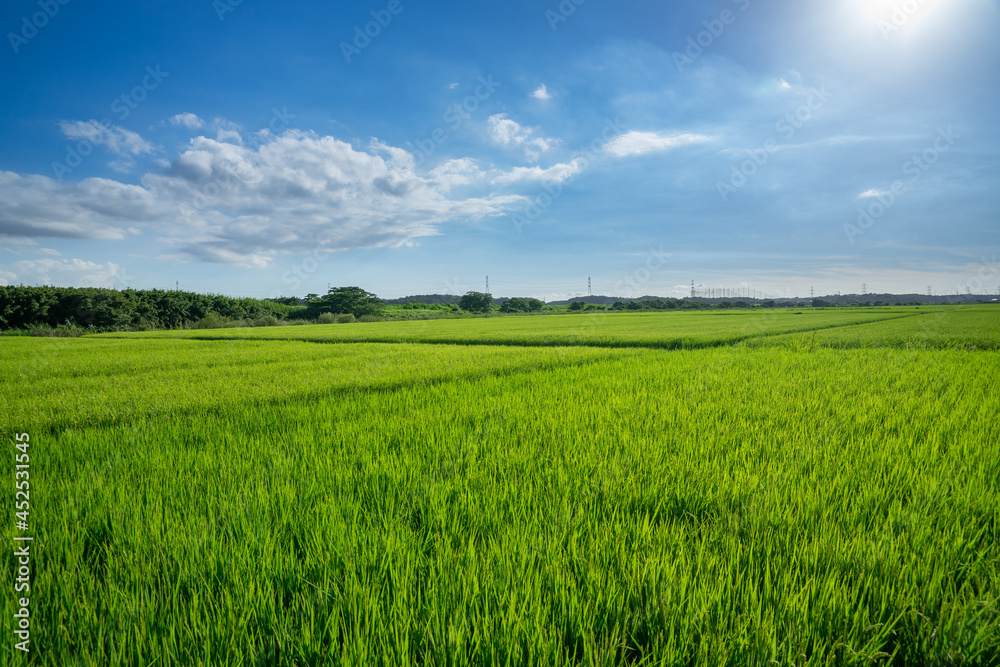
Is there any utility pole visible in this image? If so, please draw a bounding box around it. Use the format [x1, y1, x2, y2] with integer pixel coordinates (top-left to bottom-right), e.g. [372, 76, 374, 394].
[691, 280, 695, 298]
[588, 277, 592, 296]
[810, 286, 814, 299]
[486, 276, 489, 294]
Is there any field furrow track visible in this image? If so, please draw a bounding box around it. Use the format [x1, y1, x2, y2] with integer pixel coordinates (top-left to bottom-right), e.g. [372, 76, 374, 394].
[2, 306, 997, 665]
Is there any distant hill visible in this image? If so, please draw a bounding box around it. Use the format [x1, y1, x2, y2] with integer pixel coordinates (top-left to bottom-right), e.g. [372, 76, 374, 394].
[547, 295, 669, 306]
[384, 294, 462, 305]
[388, 293, 998, 307]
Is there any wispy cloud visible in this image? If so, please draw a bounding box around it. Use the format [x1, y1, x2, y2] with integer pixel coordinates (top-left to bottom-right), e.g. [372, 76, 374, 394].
[491, 160, 585, 185]
[59, 120, 154, 157]
[604, 131, 710, 158]
[169, 112, 205, 129]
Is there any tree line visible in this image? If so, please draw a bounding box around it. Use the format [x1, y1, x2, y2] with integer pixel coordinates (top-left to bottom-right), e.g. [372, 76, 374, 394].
[0, 286, 296, 331]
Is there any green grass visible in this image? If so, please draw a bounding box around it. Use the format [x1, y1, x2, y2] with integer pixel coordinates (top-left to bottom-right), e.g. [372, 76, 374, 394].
[744, 308, 1000, 350]
[2, 306, 998, 665]
[97, 308, 923, 349]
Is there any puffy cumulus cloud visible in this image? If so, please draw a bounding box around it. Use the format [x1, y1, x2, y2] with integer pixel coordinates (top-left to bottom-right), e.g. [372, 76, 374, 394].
[486, 114, 555, 161]
[0, 131, 526, 266]
[169, 112, 205, 129]
[2, 258, 122, 287]
[604, 131, 710, 158]
[59, 120, 155, 157]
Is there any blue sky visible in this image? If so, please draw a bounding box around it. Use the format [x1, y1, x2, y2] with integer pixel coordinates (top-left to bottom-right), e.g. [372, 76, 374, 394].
[1, 0, 998, 300]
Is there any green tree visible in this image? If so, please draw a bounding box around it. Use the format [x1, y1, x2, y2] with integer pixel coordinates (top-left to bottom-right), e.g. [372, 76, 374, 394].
[499, 297, 544, 314]
[458, 291, 494, 313]
[314, 286, 385, 317]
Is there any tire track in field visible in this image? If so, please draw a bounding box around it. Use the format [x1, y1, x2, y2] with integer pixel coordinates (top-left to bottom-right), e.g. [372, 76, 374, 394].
[152, 311, 924, 351]
[26, 346, 631, 437]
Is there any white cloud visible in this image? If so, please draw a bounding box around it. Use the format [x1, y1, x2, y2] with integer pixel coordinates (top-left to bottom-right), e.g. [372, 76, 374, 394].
[59, 120, 154, 158]
[530, 84, 552, 101]
[779, 79, 793, 90]
[491, 159, 585, 185]
[858, 188, 888, 199]
[604, 131, 710, 158]
[0, 131, 527, 266]
[429, 158, 485, 190]
[486, 114, 555, 161]
[2, 258, 122, 287]
[169, 112, 205, 129]
[108, 159, 135, 174]
[211, 118, 243, 145]
[216, 129, 242, 144]
[0, 236, 60, 257]
[448, 82, 459, 90]
[0, 171, 154, 240]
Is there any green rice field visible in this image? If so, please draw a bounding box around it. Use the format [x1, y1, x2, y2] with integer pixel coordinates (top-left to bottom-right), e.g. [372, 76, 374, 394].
[2, 306, 998, 665]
